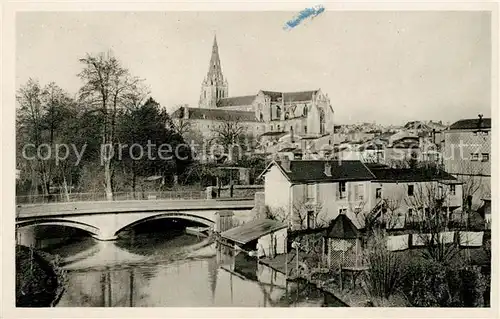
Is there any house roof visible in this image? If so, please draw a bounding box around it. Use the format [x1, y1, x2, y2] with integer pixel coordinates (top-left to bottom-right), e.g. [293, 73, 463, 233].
[220, 218, 287, 245]
[217, 95, 256, 107]
[171, 107, 257, 122]
[276, 160, 376, 183]
[365, 163, 457, 182]
[449, 118, 491, 130]
[261, 90, 319, 103]
[325, 214, 361, 239]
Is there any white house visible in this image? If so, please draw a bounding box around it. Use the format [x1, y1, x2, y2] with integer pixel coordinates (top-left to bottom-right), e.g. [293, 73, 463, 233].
[259, 158, 464, 231]
[259, 158, 376, 230]
[366, 163, 464, 228]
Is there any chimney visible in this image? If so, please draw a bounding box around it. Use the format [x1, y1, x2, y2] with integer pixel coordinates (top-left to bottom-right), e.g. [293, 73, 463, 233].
[478, 114, 484, 130]
[324, 161, 332, 177]
[281, 155, 291, 172]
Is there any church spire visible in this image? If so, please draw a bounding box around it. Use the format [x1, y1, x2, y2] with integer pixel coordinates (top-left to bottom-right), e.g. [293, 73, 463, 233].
[199, 34, 228, 108]
[206, 34, 224, 84]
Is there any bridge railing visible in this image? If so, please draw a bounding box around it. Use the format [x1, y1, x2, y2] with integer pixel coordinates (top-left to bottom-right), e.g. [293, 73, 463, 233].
[16, 190, 206, 204]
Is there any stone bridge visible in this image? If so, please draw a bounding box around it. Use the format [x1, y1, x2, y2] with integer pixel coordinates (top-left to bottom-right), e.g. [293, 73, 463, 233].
[16, 199, 255, 241]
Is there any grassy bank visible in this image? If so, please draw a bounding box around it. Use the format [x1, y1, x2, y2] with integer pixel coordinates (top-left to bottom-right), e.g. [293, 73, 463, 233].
[15, 245, 64, 307]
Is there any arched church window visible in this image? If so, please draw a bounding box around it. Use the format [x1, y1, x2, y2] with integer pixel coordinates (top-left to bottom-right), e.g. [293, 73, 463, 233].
[260, 113, 264, 122]
[303, 106, 308, 117]
[320, 109, 326, 135]
[276, 106, 281, 119]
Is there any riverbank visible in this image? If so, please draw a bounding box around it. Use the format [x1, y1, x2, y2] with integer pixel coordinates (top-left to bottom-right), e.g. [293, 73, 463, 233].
[16, 245, 66, 307]
[259, 253, 354, 306]
[259, 253, 407, 307]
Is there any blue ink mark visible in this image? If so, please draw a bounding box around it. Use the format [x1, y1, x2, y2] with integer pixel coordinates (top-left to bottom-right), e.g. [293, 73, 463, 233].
[284, 5, 325, 30]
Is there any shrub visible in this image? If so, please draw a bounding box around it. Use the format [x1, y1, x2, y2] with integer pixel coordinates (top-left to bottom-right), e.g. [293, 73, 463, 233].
[459, 267, 485, 307]
[401, 258, 454, 307]
[366, 232, 405, 299]
[401, 257, 486, 307]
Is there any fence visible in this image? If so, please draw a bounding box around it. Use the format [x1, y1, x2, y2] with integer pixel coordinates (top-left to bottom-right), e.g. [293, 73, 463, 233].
[16, 190, 206, 204]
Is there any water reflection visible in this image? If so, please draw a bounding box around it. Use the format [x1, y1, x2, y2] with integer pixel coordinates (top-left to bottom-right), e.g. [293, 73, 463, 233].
[45, 231, 345, 307]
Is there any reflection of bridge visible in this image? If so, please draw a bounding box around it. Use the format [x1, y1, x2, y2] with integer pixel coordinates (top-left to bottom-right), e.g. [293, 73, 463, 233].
[16, 199, 254, 241]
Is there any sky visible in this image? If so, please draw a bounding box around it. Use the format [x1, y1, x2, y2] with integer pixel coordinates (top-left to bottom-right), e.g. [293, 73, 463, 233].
[16, 11, 492, 125]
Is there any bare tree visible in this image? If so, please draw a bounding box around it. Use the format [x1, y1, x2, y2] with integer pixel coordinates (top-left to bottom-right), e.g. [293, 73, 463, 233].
[264, 199, 326, 230]
[16, 79, 48, 196]
[404, 182, 459, 263]
[16, 79, 76, 199]
[78, 52, 145, 200]
[209, 117, 249, 162]
[170, 105, 193, 137]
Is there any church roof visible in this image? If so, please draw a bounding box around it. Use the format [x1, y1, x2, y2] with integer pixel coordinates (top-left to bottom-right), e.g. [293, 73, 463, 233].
[172, 107, 257, 122]
[261, 90, 319, 102]
[217, 95, 256, 107]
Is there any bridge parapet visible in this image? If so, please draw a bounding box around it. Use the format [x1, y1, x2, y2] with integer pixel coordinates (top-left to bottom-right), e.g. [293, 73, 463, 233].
[16, 199, 255, 242]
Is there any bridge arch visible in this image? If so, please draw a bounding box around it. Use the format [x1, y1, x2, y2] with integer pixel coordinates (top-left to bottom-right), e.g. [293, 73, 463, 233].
[16, 219, 100, 236]
[113, 212, 215, 236]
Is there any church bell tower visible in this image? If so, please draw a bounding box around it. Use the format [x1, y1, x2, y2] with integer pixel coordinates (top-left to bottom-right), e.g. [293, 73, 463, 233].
[199, 35, 228, 108]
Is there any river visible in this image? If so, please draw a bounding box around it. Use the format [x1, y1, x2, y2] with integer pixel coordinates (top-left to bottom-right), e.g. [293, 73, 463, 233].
[34, 222, 346, 307]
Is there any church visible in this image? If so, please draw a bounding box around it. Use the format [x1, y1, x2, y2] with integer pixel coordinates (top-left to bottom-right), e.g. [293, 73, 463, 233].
[171, 35, 335, 143]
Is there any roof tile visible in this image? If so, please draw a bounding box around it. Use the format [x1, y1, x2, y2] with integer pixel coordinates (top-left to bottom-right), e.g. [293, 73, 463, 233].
[277, 160, 375, 183]
[449, 118, 491, 130]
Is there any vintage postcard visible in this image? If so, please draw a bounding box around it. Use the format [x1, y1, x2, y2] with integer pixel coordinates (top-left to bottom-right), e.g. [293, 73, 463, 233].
[1, 1, 498, 318]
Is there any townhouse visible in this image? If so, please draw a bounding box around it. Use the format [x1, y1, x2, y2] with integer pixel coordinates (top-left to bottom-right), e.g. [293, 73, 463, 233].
[259, 158, 463, 230]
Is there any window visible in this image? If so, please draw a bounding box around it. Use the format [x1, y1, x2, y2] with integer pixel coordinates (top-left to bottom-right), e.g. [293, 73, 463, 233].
[306, 211, 315, 229]
[271, 125, 274, 131]
[354, 207, 362, 214]
[355, 183, 364, 201]
[450, 184, 456, 195]
[481, 153, 489, 162]
[408, 208, 413, 217]
[304, 125, 308, 134]
[306, 184, 316, 201]
[376, 188, 382, 199]
[408, 184, 414, 196]
[339, 208, 347, 215]
[338, 181, 346, 199]
[277, 125, 281, 131]
[471, 153, 479, 161]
